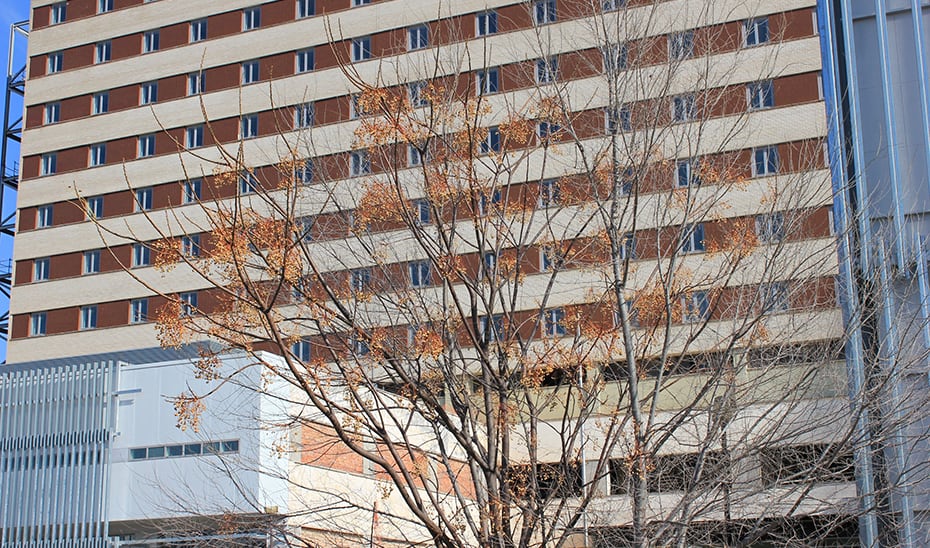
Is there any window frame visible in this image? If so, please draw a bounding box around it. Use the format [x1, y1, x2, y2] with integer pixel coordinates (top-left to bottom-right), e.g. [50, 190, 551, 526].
[135, 187, 154, 212]
[83, 250, 101, 275]
[142, 30, 160, 53]
[408, 25, 429, 50]
[92, 91, 109, 115]
[190, 18, 208, 42]
[681, 223, 706, 254]
[80, 305, 98, 330]
[242, 60, 260, 85]
[44, 102, 61, 125]
[743, 17, 770, 47]
[186, 125, 205, 148]
[669, 30, 695, 61]
[240, 114, 259, 139]
[30, 312, 47, 337]
[477, 68, 500, 95]
[95, 41, 111, 64]
[47, 52, 63, 74]
[33, 257, 50, 282]
[89, 143, 107, 167]
[132, 243, 151, 267]
[352, 37, 372, 62]
[140, 81, 158, 105]
[296, 48, 315, 73]
[183, 179, 203, 204]
[535, 57, 558, 84]
[130, 298, 149, 324]
[533, 0, 557, 25]
[753, 146, 780, 177]
[747, 80, 775, 110]
[36, 205, 53, 228]
[297, 0, 315, 18]
[409, 261, 432, 288]
[350, 150, 371, 176]
[476, 10, 498, 36]
[138, 134, 156, 158]
[242, 6, 262, 31]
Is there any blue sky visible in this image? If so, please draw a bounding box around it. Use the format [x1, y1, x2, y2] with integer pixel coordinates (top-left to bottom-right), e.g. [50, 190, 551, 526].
[0, 0, 29, 361]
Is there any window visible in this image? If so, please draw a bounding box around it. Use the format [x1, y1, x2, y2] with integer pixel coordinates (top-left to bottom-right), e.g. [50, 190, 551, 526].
[753, 146, 779, 176]
[130, 299, 149, 323]
[744, 17, 769, 47]
[413, 199, 431, 224]
[289, 103, 313, 130]
[669, 30, 695, 61]
[756, 212, 785, 243]
[296, 159, 313, 184]
[37, 205, 53, 228]
[132, 243, 151, 267]
[138, 134, 156, 158]
[482, 251, 497, 276]
[297, 0, 315, 18]
[98, 0, 114, 13]
[353, 0, 370, 5]
[190, 19, 207, 42]
[350, 268, 371, 292]
[183, 179, 202, 204]
[188, 71, 206, 95]
[537, 121, 560, 142]
[408, 81, 428, 108]
[682, 291, 709, 322]
[620, 232, 636, 260]
[410, 261, 431, 287]
[676, 159, 700, 187]
[672, 94, 696, 122]
[243, 7, 261, 31]
[606, 105, 631, 133]
[760, 282, 789, 313]
[239, 172, 258, 194]
[180, 292, 198, 316]
[477, 68, 499, 95]
[539, 179, 560, 207]
[80, 306, 98, 330]
[47, 52, 63, 74]
[545, 308, 566, 336]
[186, 125, 204, 148]
[292, 338, 311, 361]
[143, 30, 160, 53]
[747, 80, 774, 110]
[140, 81, 158, 105]
[89, 144, 107, 167]
[480, 126, 501, 154]
[95, 41, 111, 64]
[541, 246, 564, 272]
[476, 11, 498, 36]
[92, 92, 109, 115]
[41, 154, 57, 176]
[603, 44, 627, 72]
[33, 258, 50, 282]
[86, 196, 104, 218]
[135, 188, 153, 211]
[83, 250, 101, 274]
[536, 57, 558, 84]
[480, 314, 504, 343]
[50, 2, 66, 24]
[602, 0, 625, 11]
[296, 48, 315, 73]
[533, 0, 557, 25]
[352, 37, 371, 62]
[349, 94, 363, 119]
[350, 150, 370, 176]
[181, 235, 201, 257]
[242, 60, 260, 84]
[44, 103, 60, 124]
[408, 144, 424, 167]
[681, 223, 705, 253]
[31, 312, 47, 336]
[408, 25, 429, 50]
[479, 189, 501, 215]
[240, 114, 259, 139]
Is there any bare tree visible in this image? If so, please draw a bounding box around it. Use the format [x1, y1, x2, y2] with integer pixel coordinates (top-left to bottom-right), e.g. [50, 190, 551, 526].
[85, 1, 930, 546]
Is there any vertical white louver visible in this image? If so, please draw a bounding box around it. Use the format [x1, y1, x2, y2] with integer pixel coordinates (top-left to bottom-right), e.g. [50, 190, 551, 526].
[0, 361, 119, 547]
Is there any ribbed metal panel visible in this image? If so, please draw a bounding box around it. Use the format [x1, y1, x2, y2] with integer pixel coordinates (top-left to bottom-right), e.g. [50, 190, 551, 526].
[0, 361, 118, 548]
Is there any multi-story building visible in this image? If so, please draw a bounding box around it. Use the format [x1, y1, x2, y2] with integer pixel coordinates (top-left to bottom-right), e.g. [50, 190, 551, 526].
[5, 0, 918, 545]
[820, 0, 930, 546]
